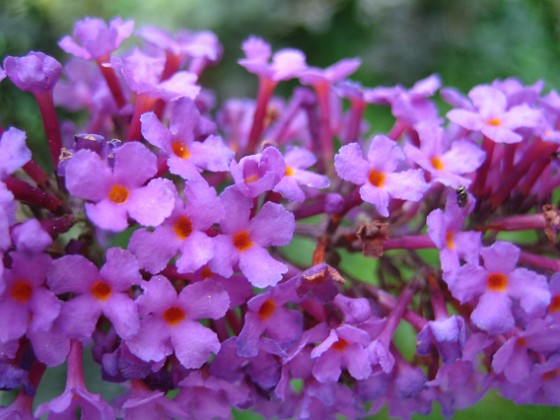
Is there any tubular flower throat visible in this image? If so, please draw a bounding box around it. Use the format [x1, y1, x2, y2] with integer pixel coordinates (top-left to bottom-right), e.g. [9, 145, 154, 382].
[108, 184, 129, 204]
[487, 273, 508, 291]
[171, 140, 191, 159]
[233, 230, 254, 251]
[368, 169, 386, 188]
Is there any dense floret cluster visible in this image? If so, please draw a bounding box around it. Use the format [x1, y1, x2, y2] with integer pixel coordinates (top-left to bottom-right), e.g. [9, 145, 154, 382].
[1, 16, 560, 419]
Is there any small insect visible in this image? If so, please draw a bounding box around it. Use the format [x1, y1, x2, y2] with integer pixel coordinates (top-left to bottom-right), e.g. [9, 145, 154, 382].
[456, 186, 468, 208]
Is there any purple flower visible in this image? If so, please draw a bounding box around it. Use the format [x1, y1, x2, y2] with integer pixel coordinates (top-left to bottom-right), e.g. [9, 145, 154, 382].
[366, 74, 441, 127]
[237, 278, 303, 357]
[0, 252, 57, 343]
[299, 58, 361, 86]
[59, 17, 135, 61]
[273, 146, 330, 203]
[0, 127, 31, 180]
[209, 186, 295, 288]
[447, 85, 542, 143]
[126, 275, 229, 369]
[3, 52, 62, 94]
[129, 180, 224, 274]
[427, 194, 482, 272]
[416, 315, 467, 363]
[492, 318, 560, 384]
[446, 241, 551, 335]
[113, 48, 200, 101]
[230, 146, 286, 198]
[141, 98, 232, 180]
[334, 134, 428, 217]
[64, 142, 175, 231]
[404, 121, 486, 188]
[238, 36, 306, 82]
[54, 58, 117, 115]
[311, 324, 372, 383]
[47, 247, 142, 340]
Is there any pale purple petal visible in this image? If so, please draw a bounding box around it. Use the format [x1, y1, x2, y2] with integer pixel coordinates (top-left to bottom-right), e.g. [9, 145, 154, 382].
[179, 279, 229, 320]
[47, 254, 98, 294]
[85, 200, 129, 231]
[239, 246, 288, 288]
[126, 316, 172, 363]
[113, 142, 157, 186]
[359, 184, 390, 217]
[447, 110, 483, 130]
[480, 241, 519, 274]
[250, 201, 294, 246]
[366, 135, 404, 172]
[480, 125, 522, 144]
[176, 231, 214, 273]
[129, 227, 180, 274]
[141, 111, 172, 150]
[384, 169, 428, 202]
[64, 150, 112, 201]
[127, 178, 175, 227]
[208, 235, 237, 278]
[100, 247, 142, 291]
[102, 293, 140, 339]
[136, 275, 178, 316]
[171, 321, 220, 369]
[0, 299, 28, 342]
[334, 143, 369, 184]
[0, 127, 31, 179]
[471, 292, 514, 334]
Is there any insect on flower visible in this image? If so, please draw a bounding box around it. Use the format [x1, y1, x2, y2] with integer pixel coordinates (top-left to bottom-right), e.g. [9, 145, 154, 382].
[456, 185, 468, 208]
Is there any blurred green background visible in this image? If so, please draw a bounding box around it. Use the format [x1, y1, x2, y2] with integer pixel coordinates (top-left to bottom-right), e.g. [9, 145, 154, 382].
[1, 0, 560, 418]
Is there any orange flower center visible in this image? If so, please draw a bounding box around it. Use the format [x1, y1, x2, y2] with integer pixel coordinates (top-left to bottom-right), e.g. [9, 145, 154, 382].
[431, 156, 444, 171]
[11, 280, 33, 303]
[516, 337, 527, 347]
[446, 231, 455, 249]
[486, 117, 502, 127]
[171, 141, 191, 159]
[258, 299, 276, 320]
[173, 216, 193, 240]
[233, 230, 253, 252]
[285, 165, 295, 176]
[331, 338, 349, 352]
[163, 306, 186, 326]
[108, 184, 129, 204]
[91, 280, 112, 301]
[244, 174, 260, 184]
[368, 169, 386, 188]
[487, 273, 508, 291]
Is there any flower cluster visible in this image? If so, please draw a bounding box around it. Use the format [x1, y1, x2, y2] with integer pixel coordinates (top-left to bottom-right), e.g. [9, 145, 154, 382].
[1, 16, 560, 420]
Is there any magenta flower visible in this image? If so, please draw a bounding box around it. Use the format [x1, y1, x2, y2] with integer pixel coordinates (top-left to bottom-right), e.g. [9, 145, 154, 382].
[0, 252, 57, 343]
[447, 85, 542, 143]
[209, 186, 295, 288]
[273, 146, 330, 203]
[3, 52, 62, 94]
[126, 275, 229, 369]
[238, 36, 306, 82]
[129, 180, 224, 274]
[446, 241, 551, 335]
[311, 324, 372, 383]
[427, 194, 482, 272]
[113, 48, 200, 101]
[492, 318, 560, 384]
[58, 17, 134, 61]
[230, 146, 286, 198]
[64, 141, 175, 231]
[0, 127, 31, 180]
[237, 278, 303, 357]
[334, 134, 428, 217]
[47, 247, 142, 340]
[404, 121, 486, 188]
[141, 97, 233, 181]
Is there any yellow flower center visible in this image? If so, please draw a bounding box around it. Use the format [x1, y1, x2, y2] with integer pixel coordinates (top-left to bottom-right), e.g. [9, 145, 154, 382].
[171, 140, 191, 159]
[233, 230, 254, 252]
[431, 156, 444, 171]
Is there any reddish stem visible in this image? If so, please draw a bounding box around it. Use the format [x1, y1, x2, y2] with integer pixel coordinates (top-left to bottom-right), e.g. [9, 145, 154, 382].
[96, 59, 127, 109]
[4, 176, 64, 212]
[246, 77, 276, 154]
[34, 91, 62, 171]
